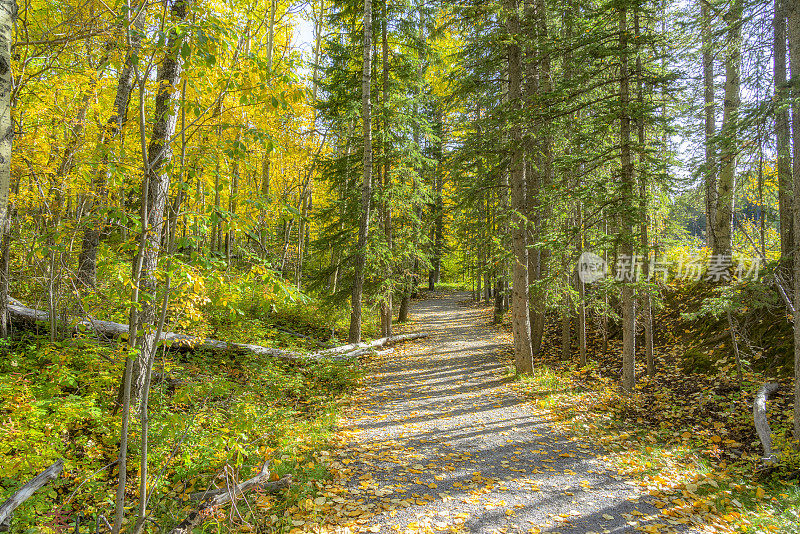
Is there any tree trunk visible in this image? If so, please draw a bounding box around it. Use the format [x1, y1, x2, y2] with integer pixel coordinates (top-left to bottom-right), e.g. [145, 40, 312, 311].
[132, 0, 190, 399]
[494, 279, 505, 324]
[429, 107, 444, 290]
[635, 10, 655, 377]
[379, 2, 392, 338]
[787, 0, 800, 441]
[0, 0, 15, 338]
[0, 0, 14, 237]
[78, 10, 145, 287]
[776, 0, 793, 260]
[560, 295, 571, 360]
[349, 0, 373, 343]
[0, 213, 10, 339]
[701, 0, 717, 250]
[503, 0, 534, 373]
[0, 460, 63, 530]
[619, 4, 637, 391]
[526, 0, 552, 358]
[259, 0, 277, 251]
[713, 0, 741, 258]
[753, 383, 780, 464]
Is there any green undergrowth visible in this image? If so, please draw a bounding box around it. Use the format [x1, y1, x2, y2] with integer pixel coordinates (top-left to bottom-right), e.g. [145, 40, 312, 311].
[0, 329, 363, 532]
[13, 253, 380, 349]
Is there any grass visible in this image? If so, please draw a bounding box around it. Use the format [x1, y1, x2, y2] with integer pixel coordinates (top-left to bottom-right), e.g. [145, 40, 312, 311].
[0, 291, 365, 533]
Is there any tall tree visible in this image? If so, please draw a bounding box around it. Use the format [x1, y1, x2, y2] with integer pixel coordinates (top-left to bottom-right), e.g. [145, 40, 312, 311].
[527, 0, 553, 358]
[0, 0, 15, 338]
[349, 0, 373, 343]
[787, 0, 800, 441]
[619, 0, 637, 391]
[775, 0, 793, 261]
[131, 0, 190, 396]
[114, 1, 190, 531]
[712, 0, 741, 258]
[701, 0, 716, 250]
[379, 0, 393, 337]
[503, 0, 534, 374]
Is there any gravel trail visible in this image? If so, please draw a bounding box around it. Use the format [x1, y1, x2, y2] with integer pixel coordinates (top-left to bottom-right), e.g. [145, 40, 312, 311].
[319, 292, 693, 534]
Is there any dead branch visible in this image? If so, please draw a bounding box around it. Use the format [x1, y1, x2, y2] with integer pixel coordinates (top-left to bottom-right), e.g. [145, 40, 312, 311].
[188, 474, 292, 502]
[0, 459, 64, 530]
[168, 465, 291, 534]
[753, 382, 780, 465]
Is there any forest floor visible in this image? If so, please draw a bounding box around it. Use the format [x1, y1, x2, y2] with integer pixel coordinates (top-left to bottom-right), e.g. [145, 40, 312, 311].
[289, 292, 700, 534]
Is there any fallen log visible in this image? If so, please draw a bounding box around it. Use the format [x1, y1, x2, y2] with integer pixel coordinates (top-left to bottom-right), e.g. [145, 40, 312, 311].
[8, 301, 313, 362]
[0, 459, 64, 531]
[169, 465, 291, 534]
[320, 333, 428, 358]
[753, 382, 780, 465]
[188, 474, 292, 502]
[7, 299, 427, 363]
[341, 346, 396, 360]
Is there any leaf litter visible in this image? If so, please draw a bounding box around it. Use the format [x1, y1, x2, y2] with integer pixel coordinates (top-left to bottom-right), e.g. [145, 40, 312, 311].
[284, 293, 725, 534]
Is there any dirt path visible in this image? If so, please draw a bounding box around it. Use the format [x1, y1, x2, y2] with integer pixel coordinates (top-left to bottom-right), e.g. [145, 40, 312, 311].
[314, 292, 692, 534]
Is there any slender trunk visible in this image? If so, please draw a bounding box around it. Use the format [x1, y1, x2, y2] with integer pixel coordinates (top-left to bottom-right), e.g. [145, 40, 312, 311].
[0, 207, 11, 339]
[560, 291, 571, 360]
[620, 4, 637, 391]
[78, 10, 145, 286]
[111, 351, 135, 534]
[0, 0, 14, 235]
[786, 0, 800, 440]
[701, 0, 717, 250]
[212, 135, 221, 254]
[635, 10, 655, 377]
[349, 0, 373, 343]
[0, 0, 14, 338]
[429, 107, 444, 290]
[577, 249, 587, 366]
[775, 0, 793, 261]
[379, 3, 392, 337]
[280, 219, 293, 274]
[713, 0, 741, 258]
[132, 0, 190, 398]
[228, 127, 243, 267]
[259, 0, 276, 249]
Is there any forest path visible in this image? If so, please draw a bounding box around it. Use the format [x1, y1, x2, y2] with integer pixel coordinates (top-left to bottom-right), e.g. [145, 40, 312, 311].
[314, 292, 690, 534]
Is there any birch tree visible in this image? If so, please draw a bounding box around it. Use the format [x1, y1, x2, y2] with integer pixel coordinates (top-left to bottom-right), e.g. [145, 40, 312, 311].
[0, 0, 15, 338]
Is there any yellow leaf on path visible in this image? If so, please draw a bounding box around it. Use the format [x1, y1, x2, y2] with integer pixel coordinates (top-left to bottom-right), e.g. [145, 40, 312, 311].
[755, 486, 765, 499]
